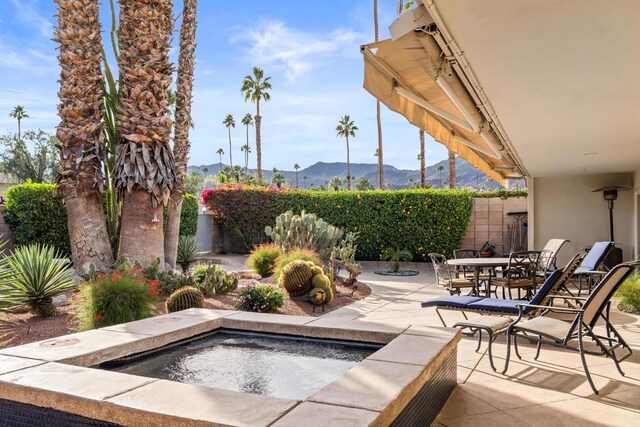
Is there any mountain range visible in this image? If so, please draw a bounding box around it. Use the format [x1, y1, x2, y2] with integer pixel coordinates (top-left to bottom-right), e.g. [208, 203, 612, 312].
[189, 157, 506, 190]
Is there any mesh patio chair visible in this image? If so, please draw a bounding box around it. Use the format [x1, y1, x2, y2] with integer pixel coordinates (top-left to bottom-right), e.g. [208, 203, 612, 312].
[491, 251, 541, 299]
[503, 260, 640, 394]
[428, 253, 476, 296]
[538, 239, 570, 272]
[571, 241, 614, 296]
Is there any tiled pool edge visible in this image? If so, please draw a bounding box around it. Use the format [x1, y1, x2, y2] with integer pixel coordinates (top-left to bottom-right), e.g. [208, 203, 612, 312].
[0, 309, 461, 426]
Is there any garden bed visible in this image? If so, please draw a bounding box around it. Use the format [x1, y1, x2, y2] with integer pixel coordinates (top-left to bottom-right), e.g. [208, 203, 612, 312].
[0, 279, 371, 351]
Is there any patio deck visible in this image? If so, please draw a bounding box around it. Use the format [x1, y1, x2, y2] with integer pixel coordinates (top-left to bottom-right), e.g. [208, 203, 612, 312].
[220, 255, 640, 426]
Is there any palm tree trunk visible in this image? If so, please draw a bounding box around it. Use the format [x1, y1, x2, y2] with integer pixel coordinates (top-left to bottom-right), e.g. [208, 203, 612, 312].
[374, 0, 384, 190]
[54, 0, 113, 271]
[346, 135, 351, 191]
[419, 129, 425, 188]
[448, 150, 456, 189]
[17, 119, 21, 142]
[245, 125, 249, 174]
[296, 171, 299, 188]
[165, 0, 198, 268]
[228, 128, 233, 169]
[255, 100, 262, 183]
[120, 190, 165, 264]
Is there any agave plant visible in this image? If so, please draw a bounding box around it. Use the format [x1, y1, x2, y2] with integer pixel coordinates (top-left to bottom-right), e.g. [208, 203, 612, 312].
[177, 236, 202, 273]
[4, 244, 76, 317]
[382, 248, 413, 273]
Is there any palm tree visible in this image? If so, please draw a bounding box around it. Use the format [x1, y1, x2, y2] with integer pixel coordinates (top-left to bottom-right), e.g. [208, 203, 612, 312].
[241, 113, 253, 172]
[448, 150, 456, 188]
[53, 0, 113, 271]
[437, 163, 444, 188]
[115, 0, 176, 266]
[329, 177, 343, 191]
[9, 105, 28, 142]
[419, 129, 426, 188]
[302, 175, 308, 188]
[336, 115, 358, 191]
[216, 148, 224, 173]
[294, 163, 300, 188]
[165, 0, 198, 268]
[203, 166, 208, 177]
[241, 67, 271, 183]
[374, 0, 384, 190]
[223, 114, 235, 169]
[240, 144, 250, 175]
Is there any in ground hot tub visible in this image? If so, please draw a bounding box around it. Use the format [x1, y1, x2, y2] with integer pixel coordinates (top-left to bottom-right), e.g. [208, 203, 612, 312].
[0, 309, 460, 426]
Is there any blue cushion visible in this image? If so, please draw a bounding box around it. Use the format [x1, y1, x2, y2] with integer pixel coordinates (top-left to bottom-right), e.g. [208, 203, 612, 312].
[421, 296, 483, 308]
[466, 298, 527, 314]
[579, 241, 613, 270]
[529, 269, 563, 306]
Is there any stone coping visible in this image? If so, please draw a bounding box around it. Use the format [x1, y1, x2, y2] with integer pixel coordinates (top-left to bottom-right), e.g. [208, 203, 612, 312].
[0, 309, 460, 426]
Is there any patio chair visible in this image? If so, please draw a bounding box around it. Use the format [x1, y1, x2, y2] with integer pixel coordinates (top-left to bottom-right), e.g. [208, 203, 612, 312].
[503, 260, 640, 394]
[428, 253, 476, 296]
[454, 248, 493, 283]
[571, 241, 614, 296]
[491, 251, 541, 299]
[421, 252, 585, 327]
[538, 239, 570, 273]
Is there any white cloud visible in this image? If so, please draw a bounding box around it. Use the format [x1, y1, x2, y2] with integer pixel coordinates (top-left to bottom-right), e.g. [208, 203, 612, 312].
[9, 0, 54, 39]
[231, 20, 360, 82]
[0, 42, 56, 72]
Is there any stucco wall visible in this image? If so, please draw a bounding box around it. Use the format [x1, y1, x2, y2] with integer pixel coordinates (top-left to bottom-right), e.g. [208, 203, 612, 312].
[532, 173, 635, 265]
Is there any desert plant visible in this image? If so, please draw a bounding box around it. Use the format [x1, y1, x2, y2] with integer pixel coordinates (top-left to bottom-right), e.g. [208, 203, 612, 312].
[3, 244, 76, 317]
[279, 260, 314, 297]
[156, 270, 196, 297]
[238, 284, 284, 313]
[382, 248, 413, 273]
[166, 286, 204, 313]
[617, 273, 640, 314]
[309, 286, 333, 305]
[192, 265, 238, 296]
[272, 248, 322, 281]
[246, 243, 283, 277]
[311, 273, 333, 304]
[265, 210, 344, 262]
[73, 270, 159, 330]
[177, 235, 202, 272]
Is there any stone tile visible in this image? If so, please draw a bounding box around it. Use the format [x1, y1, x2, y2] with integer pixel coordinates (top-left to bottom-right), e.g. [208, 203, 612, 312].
[304, 318, 404, 343]
[367, 333, 452, 366]
[0, 362, 153, 402]
[0, 329, 152, 365]
[167, 307, 237, 318]
[108, 379, 298, 427]
[437, 387, 500, 420]
[458, 378, 574, 410]
[437, 410, 528, 426]
[224, 311, 316, 326]
[308, 359, 425, 419]
[402, 324, 460, 340]
[0, 355, 45, 375]
[102, 312, 222, 336]
[504, 397, 640, 426]
[273, 401, 380, 427]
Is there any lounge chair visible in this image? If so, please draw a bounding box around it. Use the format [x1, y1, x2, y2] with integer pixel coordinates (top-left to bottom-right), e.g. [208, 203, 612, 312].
[491, 251, 541, 299]
[571, 241, 614, 296]
[428, 253, 476, 296]
[503, 259, 639, 394]
[538, 238, 570, 273]
[421, 252, 585, 326]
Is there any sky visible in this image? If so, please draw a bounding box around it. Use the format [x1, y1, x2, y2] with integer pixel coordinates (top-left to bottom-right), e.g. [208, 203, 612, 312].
[0, 0, 449, 172]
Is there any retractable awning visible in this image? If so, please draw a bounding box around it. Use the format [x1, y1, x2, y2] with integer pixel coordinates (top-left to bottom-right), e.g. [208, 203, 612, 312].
[361, 7, 525, 186]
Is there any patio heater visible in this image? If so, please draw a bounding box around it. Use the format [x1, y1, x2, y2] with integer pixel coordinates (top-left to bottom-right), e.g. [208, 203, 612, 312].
[592, 186, 630, 267]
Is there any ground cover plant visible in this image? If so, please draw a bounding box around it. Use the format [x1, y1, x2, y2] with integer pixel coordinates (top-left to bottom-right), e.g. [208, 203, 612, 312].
[238, 284, 284, 313]
[616, 273, 640, 314]
[202, 185, 473, 260]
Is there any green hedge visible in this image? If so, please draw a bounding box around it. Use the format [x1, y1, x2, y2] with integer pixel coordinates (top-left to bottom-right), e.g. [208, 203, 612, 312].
[472, 189, 527, 199]
[202, 185, 473, 261]
[4, 182, 71, 256]
[163, 193, 199, 236]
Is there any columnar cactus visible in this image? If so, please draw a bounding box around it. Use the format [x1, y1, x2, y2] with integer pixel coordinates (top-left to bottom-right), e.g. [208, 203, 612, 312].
[279, 260, 313, 297]
[166, 286, 204, 313]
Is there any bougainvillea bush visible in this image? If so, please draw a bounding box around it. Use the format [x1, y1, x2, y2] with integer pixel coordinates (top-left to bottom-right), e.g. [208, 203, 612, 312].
[202, 185, 473, 261]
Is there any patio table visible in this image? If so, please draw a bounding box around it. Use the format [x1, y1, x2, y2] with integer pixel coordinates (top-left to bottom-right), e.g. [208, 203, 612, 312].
[447, 257, 511, 296]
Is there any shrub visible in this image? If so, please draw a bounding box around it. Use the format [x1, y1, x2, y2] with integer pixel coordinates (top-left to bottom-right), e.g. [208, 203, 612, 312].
[246, 244, 283, 277]
[166, 286, 204, 313]
[177, 235, 202, 272]
[617, 274, 640, 314]
[271, 248, 322, 281]
[2, 244, 76, 317]
[192, 264, 238, 296]
[4, 182, 71, 256]
[238, 284, 284, 313]
[265, 210, 343, 262]
[74, 269, 159, 330]
[163, 193, 199, 237]
[202, 185, 473, 260]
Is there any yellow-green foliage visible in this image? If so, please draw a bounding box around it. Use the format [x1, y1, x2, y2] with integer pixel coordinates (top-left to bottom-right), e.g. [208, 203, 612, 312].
[246, 244, 283, 277]
[312, 273, 331, 289]
[272, 248, 322, 280]
[279, 260, 313, 296]
[166, 286, 204, 313]
[309, 285, 333, 304]
[617, 274, 640, 314]
[311, 265, 324, 276]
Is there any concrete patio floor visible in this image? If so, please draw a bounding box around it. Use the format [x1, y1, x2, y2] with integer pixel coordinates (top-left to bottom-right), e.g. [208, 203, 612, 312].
[219, 255, 640, 426]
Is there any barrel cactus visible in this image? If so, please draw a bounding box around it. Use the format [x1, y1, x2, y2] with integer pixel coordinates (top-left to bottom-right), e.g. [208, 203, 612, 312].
[311, 265, 324, 277]
[312, 273, 331, 289]
[309, 284, 333, 304]
[166, 286, 204, 313]
[279, 260, 313, 297]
